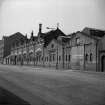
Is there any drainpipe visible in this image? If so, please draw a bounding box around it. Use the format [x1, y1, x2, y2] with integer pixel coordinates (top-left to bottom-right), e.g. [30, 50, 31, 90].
[84, 44, 86, 71]
[56, 41, 58, 69]
[43, 43, 44, 67]
[33, 42, 35, 66]
[96, 40, 99, 72]
[62, 44, 65, 69]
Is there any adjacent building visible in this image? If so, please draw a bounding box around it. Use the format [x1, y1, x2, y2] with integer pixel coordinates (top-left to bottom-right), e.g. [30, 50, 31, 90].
[70, 27, 105, 72]
[2, 32, 26, 64]
[0, 40, 4, 63]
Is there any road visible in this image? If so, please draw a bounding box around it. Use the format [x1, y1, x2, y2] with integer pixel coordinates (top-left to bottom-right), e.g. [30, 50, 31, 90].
[0, 64, 105, 105]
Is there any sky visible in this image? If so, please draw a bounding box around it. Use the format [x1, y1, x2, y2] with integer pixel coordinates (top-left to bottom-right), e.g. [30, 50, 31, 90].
[0, 0, 105, 39]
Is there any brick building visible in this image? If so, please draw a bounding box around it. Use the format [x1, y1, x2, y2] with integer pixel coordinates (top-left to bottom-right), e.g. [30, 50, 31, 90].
[4, 25, 105, 72]
[3, 32, 26, 64]
[7, 24, 66, 68]
[0, 40, 4, 63]
[70, 27, 105, 72]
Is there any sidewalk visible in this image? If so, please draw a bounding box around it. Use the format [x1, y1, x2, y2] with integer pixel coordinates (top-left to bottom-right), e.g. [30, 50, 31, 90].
[2, 64, 105, 76]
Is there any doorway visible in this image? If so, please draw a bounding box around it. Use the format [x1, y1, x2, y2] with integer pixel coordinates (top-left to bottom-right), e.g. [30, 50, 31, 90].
[101, 55, 105, 72]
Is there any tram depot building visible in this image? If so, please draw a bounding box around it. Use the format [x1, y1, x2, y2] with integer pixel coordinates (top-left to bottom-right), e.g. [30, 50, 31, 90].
[1, 24, 105, 72]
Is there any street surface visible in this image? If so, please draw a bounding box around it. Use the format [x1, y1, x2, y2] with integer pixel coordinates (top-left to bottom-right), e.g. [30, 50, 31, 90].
[0, 64, 105, 105]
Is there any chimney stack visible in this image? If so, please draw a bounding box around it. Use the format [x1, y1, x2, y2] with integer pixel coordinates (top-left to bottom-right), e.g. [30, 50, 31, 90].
[39, 23, 42, 33]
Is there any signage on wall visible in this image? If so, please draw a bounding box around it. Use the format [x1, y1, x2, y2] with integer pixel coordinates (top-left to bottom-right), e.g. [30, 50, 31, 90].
[35, 48, 42, 52]
[48, 49, 56, 53]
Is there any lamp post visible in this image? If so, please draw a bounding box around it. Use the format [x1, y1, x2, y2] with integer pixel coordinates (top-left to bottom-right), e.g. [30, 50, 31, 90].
[56, 40, 58, 69]
[33, 42, 35, 66]
[62, 43, 65, 69]
[84, 44, 86, 71]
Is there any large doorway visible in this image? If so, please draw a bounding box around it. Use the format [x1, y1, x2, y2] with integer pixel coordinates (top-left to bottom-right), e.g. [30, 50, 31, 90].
[101, 55, 105, 72]
[14, 56, 17, 65]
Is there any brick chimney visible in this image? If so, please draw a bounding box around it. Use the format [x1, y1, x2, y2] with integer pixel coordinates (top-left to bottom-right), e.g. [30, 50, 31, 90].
[39, 23, 42, 34]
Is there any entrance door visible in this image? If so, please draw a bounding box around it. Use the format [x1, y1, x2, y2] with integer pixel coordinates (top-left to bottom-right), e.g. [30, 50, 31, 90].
[101, 55, 105, 72]
[14, 56, 17, 65]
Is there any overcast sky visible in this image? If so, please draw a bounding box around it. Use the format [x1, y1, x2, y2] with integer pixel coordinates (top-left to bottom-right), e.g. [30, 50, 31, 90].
[0, 0, 105, 39]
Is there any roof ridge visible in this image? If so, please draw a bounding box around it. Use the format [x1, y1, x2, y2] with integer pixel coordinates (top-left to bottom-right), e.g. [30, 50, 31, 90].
[84, 27, 105, 32]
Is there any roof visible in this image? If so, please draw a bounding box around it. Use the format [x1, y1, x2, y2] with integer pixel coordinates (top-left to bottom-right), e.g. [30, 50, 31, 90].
[9, 32, 25, 39]
[0, 40, 3, 45]
[29, 36, 38, 42]
[4, 32, 28, 48]
[82, 27, 105, 38]
[58, 36, 71, 43]
[81, 32, 101, 40]
[41, 28, 66, 47]
[8, 32, 27, 43]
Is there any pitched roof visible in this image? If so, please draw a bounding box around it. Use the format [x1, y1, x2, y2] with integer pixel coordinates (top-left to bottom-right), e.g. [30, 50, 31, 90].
[0, 40, 3, 45]
[41, 28, 66, 47]
[8, 32, 26, 42]
[82, 27, 105, 38]
[29, 36, 38, 42]
[58, 36, 71, 43]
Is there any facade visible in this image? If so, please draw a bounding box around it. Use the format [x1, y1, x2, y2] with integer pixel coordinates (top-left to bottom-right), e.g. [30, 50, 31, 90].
[70, 31, 97, 71]
[0, 40, 4, 63]
[72, 27, 105, 72]
[44, 39, 63, 69]
[6, 24, 66, 68]
[2, 25, 105, 72]
[3, 32, 27, 64]
[97, 34, 105, 72]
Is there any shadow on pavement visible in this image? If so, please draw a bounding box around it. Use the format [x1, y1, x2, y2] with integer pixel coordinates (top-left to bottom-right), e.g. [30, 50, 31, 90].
[0, 87, 31, 105]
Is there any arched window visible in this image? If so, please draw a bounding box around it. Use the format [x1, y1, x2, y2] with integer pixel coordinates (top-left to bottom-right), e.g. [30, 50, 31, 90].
[85, 54, 88, 61]
[47, 56, 49, 62]
[53, 54, 55, 61]
[59, 56, 61, 61]
[68, 55, 71, 62]
[90, 53, 93, 62]
[66, 55, 68, 61]
[51, 44, 54, 48]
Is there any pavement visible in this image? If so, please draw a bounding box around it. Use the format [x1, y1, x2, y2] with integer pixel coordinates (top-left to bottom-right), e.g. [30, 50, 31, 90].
[0, 87, 30, 105]
[0, 64, 105, 105]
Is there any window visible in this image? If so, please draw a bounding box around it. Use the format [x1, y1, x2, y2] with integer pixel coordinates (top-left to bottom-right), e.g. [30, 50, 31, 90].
[53, 54, 55, 61]
[51, 44, 54, 48]
[47, 56, 48, 62]
[42, 57, 43, 61]
[85, 54, 88, 61]
[90, 53, 93, 62]
[49, 55, 51, 62]
[68, 55, 71, 62]
[76, 37, 80, 45]
[45, 57, 46, 62]
[39, 56, 40, 62]
[44, 57, 46, 62]
[66, 55, 68, 61]
[59, 56, 60, 61]
[69, 40, 71, 46]
[50, 55, 52, 62]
